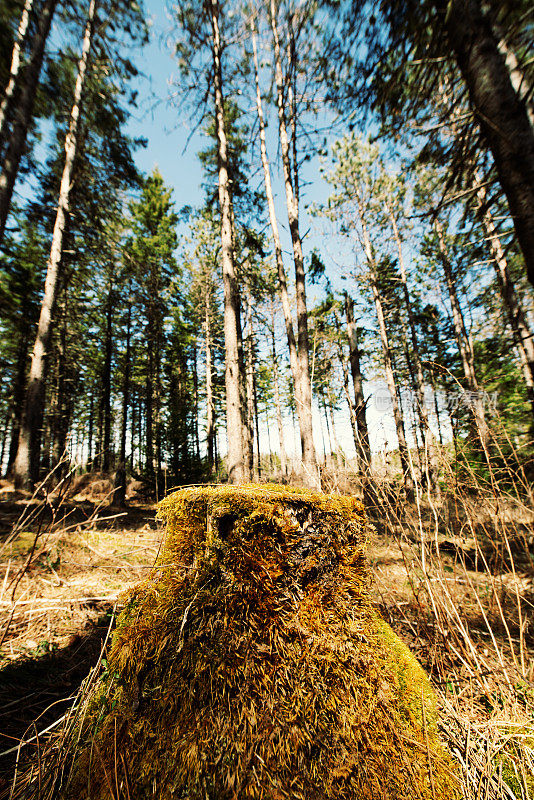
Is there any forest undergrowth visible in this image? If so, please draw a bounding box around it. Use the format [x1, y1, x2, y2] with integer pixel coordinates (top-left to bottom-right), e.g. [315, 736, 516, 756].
[0, 446, 532, 799]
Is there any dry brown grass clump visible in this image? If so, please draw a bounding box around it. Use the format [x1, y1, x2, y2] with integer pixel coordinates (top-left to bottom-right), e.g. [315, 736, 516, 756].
[52, 484, 460, 800]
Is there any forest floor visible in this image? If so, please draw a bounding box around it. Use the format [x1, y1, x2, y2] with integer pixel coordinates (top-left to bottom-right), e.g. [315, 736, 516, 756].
[0, 476, 533, 797]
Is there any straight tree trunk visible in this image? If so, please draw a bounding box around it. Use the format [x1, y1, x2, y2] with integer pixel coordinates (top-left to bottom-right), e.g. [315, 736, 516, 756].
[0, 0, 58, 243]
[192, 342, 201, 462]
[245, 289, 256, 478]
[12, 0, 97, 488]
[344, 294, 372, 475]
[434, 218, 489, 445]
[51, 291, 70, 470]
[253, 364, 261, 481]
[386, 203, 437, 485]
[100, 275, 113, 472]
[146, 340, 154, 475]
[442, 0, 534, 286]
[0, 0, 34, 147]
[87, 391, 94, 467]
[205, 291, 216, 469]
[114, 294, 131, 506]
[358, 209, 414, 496]
[270, 308, 288, 478]
[475, 180, 534, 417]
[209, 0, 249, 483]
[268, 3, 319, 488]
[251, 19, 318, 485]
[6, 335, 29, 475]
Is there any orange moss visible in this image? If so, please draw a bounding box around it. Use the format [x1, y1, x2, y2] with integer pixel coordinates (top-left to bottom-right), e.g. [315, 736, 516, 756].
[59, 485, 461, 799]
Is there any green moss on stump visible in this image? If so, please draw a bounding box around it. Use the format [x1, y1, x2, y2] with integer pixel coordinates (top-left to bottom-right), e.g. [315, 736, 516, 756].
[60, 484, 461, 799]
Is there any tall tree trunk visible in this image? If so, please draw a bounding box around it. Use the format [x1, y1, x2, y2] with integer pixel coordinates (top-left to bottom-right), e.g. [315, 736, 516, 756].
[6, 335, 29, 475]
[268, 3, 319, 488]
[344, 294, 371, 476]
[386, 202, 437, 485]
[0, 0, 58, 243]
[434, 218, 489, 445]
[12, 0, 96, 488]
[442, 0, 534, 287]
[245, 288, 256, 478]
[209, 0, 249, 483]
[475, 180, 534, 417]
[205, 290, 215, 469]
[51, 291, 70, 470]
[270, 308, 288, 478]
[87, 391, 94, 468]
[146, 339, 154, 475]
[358, 209, 414, 496]
[114, 294, 131, 506]
[192, 341, 200, 462]
[100, 275, 113, 472]
[251, 18, 317, 485]
[253, 364, 261, 481]
[0, 0, 34, 147]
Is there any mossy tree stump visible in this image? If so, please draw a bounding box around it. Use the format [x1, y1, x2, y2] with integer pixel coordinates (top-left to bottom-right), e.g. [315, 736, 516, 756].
[61, 485, 460, 799]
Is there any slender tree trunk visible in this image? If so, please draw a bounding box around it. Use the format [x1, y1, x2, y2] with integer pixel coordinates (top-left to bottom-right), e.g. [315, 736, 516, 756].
[205, 291, 215, 469]
[435, 218, 489, 445]
[344, 294, 371, 476]
[358, 209, 414, 495]
[475, 180, 534, 417]
[114, 294, 131, 506]
[337, 339, 360, 455]
[0, 0, 58, 243]
[87, 391, 94, 468]
[269, 0, 319, 489]
[192, 342, 200, 462]
[51, 291, 70, 470]
[253, 365, 261, 481]
[270, 309, 288, 478]
[251, 19, 318, 486]
[1, 416, 9, 475]
[209, 0, 249, 483]
[0, 0, 34, 147]
[442, 0, 534, 286]
[101, 275, 113, 472]
[386, 203, 437, 485]
[12, 0, 96, 488]
[6, 335, 29, 475]
[146, 339, 154, 475]
[245, 289, 256, 478]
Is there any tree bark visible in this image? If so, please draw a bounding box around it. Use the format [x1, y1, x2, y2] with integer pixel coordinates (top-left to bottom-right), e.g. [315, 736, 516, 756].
[245, 288, 256, 478]
[475, 180, 534, 417]
[0, 0, 58, 243]
[268, 2, 319, 488]
[434, 218, 489, 446]
[6, 335, 29, 475]
[114, 292, 131, 506]
[270, 307, 288, 478]
[358, 209, 414, 496]
[0, 0, 34, 148]
[204, 289, 216, 469]
[100, 273, 113, 472]
[386, 203, 437, 485]
[344, 294, 372, 476]
[12, 0, 97, 489]
[209, 0, 249, 483]
[251, 18, 318, 486]
[442, 0, 534, 287]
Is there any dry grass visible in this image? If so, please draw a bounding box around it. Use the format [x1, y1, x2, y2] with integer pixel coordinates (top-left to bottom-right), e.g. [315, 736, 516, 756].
[0, 450, 532, 798]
